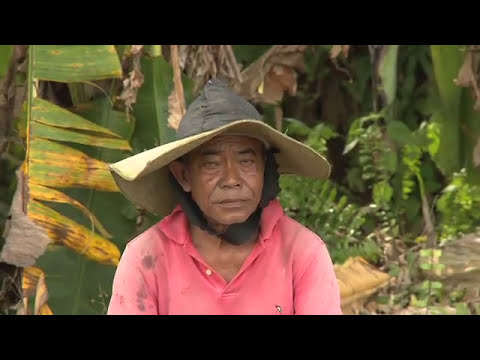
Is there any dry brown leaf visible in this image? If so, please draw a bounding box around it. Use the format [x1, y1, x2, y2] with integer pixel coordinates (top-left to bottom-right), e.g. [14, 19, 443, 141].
[233, 45, 309, 105]
[473, 138, 480, 167]
[170, 45, 186, 131]
[34, 271, 48, 315]
[455, 48, 476, 87]
[180, 45, 243, 93]
[342, 45, 351, 58]
[330, 45, 343, 59]
[455, 45, 480, 110]
[0, 168, 50, 267]
[118, 60, 144, 113]
[334, 256, 392, 314]
[131, 45, 144, 55]
[167, 89, 183, 131]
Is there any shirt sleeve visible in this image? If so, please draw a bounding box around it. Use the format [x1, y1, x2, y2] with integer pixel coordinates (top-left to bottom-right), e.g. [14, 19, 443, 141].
[107, 244, 159, 315]
[293, 239, 342, 315]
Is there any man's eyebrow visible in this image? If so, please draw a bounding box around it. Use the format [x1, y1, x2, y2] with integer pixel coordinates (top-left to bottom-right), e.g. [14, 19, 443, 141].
[199, 147, 257, 156]
[237, 148, 256, 155]
[199, 149, 220, 156]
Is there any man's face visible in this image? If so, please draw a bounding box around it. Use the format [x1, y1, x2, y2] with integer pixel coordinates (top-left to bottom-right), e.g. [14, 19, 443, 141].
[169, 135, 265, 228]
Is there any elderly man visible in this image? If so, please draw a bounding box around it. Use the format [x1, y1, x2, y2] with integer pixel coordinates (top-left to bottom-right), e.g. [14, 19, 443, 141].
[107, 78, 342, 315]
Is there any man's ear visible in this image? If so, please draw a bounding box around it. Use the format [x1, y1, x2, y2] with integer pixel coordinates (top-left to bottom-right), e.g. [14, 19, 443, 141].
[169, 160, 192, 192]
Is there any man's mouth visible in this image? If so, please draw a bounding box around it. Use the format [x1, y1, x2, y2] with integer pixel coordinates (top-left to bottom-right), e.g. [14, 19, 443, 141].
[215, 199, 248, 207]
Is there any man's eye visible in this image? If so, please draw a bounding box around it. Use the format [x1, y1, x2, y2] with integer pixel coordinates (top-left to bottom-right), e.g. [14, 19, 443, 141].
[240, 159, 254, 165]
[203, 162, 218, 168]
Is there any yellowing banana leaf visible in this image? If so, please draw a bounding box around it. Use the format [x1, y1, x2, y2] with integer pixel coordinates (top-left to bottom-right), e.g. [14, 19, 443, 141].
[32, 121, 131, 150]
[29, 138, 118, 191]
[32, 45, 122, 82]
[29, 183, 112, 239]
[32, 98, 122, 138]
[9, 45, 135, 315]
[22, 266, 53, 315]
[334, 257, 392, 314]
[34, 271, 49, 315]
[22, 266, 44, 296]
[28, 200, 120, 266]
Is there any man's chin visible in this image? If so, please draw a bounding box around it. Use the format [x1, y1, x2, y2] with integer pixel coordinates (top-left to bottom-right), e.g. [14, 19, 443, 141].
[212, 209, 254, 227]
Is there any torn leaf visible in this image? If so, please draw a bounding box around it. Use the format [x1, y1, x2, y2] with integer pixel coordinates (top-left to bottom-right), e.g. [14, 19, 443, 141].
[1, 169, 51, 267]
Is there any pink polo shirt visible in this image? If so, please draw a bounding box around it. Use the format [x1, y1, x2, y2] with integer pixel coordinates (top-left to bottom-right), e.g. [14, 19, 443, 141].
[107, 199, 342, 315]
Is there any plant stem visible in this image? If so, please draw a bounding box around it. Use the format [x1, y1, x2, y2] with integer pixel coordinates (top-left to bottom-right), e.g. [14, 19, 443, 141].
[151, 45, 162, 58]
[24, 45, 34, 214]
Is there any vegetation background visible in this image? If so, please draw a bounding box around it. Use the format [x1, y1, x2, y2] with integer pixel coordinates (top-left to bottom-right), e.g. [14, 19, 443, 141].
[0, 45, 479, 315]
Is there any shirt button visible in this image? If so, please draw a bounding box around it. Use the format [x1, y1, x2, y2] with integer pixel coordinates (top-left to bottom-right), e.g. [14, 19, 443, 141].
[206, 269, 212, 276]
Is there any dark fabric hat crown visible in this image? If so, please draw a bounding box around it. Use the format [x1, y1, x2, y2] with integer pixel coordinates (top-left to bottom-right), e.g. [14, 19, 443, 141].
[177, 78, 262, 139]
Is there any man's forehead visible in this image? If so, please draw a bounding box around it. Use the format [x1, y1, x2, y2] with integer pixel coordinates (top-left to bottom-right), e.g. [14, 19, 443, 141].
[196, 135, 264, 152]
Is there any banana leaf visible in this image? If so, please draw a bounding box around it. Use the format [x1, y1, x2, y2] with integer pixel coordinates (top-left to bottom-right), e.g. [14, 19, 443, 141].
[39, 97, 138, 314]
[430, 45, 480, 183]
[2, 45, 132, 314]
[32, 45, 122, 82]
[430, 45, 464, 176]
[132, 55, 195, 153]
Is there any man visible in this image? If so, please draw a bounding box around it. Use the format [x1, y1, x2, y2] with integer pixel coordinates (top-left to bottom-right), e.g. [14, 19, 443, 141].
[107, 78, 342, 315]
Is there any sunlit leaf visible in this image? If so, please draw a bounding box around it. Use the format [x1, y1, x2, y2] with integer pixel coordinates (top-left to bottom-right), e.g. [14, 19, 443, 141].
[373, 181, 394, 206]
[378, 45, 399, 106]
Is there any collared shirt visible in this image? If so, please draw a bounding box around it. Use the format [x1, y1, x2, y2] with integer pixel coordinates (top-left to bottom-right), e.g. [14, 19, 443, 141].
[107, 199, 342, 315]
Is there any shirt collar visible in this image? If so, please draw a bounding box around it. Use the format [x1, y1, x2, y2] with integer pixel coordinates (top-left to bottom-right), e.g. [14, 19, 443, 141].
[159, 199, 284, 246]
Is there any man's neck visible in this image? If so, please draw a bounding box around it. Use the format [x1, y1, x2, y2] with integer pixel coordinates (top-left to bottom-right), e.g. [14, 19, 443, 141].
[190, 225, 257, 251]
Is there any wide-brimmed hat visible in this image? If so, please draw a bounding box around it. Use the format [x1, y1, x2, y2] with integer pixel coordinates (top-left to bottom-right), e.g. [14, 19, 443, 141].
[109, 78, 331, 218]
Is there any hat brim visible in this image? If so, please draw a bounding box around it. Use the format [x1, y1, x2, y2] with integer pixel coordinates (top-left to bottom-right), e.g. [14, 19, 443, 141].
[109, 119, 331, 218]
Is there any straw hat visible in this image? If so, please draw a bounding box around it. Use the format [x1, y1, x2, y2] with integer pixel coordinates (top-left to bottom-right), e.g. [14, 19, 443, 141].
[109, 79, 330, 218]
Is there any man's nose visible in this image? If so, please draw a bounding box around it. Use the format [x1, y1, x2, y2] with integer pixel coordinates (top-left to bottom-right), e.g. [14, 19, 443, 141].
[220, 160, 241, 188]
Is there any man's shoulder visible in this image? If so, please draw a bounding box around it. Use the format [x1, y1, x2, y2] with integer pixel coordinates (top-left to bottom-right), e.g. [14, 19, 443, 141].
[276, 213, 326, 249]
[125, 221, 165, 250]
[126, 207, 188, 251]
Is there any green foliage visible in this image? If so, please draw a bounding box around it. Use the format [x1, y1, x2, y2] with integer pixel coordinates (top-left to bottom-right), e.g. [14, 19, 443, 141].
[344, 113, 389, 190]
[279, 175, 381, 264]
[436, 169, 480, 244]
[408, 248, 475, 315]
[401, 144, 422, 200]
[280, 120, 381, 264]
